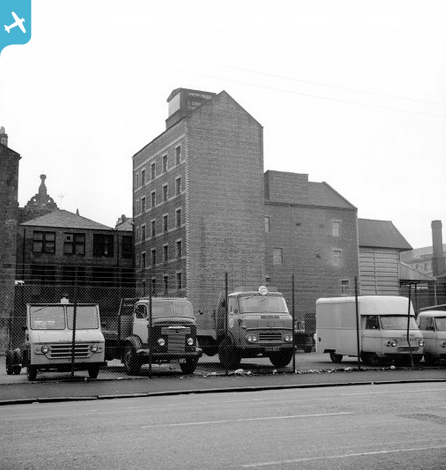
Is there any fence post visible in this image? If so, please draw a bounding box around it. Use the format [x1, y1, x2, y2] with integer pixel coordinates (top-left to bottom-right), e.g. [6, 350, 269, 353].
[292, 274, 296, 373]
[225, 271, 229, 376]
[148, 269, 153, 378]
[355, 277, 361, 371]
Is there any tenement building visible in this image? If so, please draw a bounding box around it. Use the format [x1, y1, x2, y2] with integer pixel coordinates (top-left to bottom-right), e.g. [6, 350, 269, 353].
[133, 88, 360, 319]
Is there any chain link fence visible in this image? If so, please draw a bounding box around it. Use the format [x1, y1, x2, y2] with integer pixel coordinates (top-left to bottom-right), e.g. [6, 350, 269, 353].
[3, 275, 442, 381]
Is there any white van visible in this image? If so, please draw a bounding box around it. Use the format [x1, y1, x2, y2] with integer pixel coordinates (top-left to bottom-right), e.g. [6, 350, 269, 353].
[316, 296, 424, 366]
[417, 306, 446, 365]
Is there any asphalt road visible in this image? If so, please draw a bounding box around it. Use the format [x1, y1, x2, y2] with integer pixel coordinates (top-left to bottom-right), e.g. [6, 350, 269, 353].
[1, 382, 446, 469]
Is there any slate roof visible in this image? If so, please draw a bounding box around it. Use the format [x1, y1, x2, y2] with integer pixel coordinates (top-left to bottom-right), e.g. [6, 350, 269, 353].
[308, 182, 356, 209]
[359, 219, 412, 251]
[20, 209, 113, 231]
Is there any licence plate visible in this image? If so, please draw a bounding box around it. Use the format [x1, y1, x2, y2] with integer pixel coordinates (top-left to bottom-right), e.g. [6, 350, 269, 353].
[170, 359, 186, 363]
[265, 347, 280, 352]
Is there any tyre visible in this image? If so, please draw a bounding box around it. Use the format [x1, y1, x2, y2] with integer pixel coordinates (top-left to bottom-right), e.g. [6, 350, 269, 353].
[423, 353, 436, 366]
[27, 365, 37, 381]
[329, 352, 343, 363]
[269, 350, 293, 368]
[361, 352, 380, 366]
[218, 337, 241, 370]
[180, 357, 198, 374]
[6, 350, 14, 375]
[123, 343, 141, 375]
[88, 365, 100, 379]
[13, 365, 21, 375]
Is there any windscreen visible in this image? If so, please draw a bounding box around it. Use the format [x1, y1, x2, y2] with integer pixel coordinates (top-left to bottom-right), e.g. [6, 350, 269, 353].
[239, 295, 289, 314]
[151, 302, 194, 319]
[67, 306, 99, 330]
[30, 306, 65, 330]
[380, 315, 418, 330]
[435, 317, 446, 331]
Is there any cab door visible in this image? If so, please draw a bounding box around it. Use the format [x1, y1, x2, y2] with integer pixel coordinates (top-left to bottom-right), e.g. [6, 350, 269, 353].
[132, 303, 149, 344]
[228, 297, 241, 344]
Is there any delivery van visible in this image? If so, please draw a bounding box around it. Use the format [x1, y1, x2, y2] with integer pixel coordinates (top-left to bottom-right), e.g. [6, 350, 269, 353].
[316, 296, 424, 366]
[417, 305, 446, 365]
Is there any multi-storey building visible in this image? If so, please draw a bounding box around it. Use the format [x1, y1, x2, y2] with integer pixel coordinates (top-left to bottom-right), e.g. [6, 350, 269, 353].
[264, 170, 359, 318]
[0, 127, 20, 351]
[133, 88, 265, 313]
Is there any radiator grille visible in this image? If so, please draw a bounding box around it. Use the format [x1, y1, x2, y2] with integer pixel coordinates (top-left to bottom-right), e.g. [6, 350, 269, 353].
[48, 343, 91, 359]
[161, 327, 191, 354]
[258, 331, 283, 343]
[397, 346, 420, 353]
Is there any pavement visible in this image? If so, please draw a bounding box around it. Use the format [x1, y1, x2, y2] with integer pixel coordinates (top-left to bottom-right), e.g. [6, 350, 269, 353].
[1, 353, 445, 406]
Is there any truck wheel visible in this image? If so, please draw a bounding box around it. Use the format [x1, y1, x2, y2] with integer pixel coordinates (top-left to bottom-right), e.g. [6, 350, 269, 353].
[329, 352, 343, 363]
[88, 365, 100, 379]
[423, 353, 436, 366]
[361, 352, 381, 366]
[180, 357, 198, 374]
[6, 350, 14, 375]
[27, 365, 37, 381]
[218, 337, 241, 370]
[269, 350, 293, 368]
[123, 344, 141, 375]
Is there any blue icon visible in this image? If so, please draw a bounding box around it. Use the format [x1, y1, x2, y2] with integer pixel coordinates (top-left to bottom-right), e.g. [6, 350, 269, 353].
[1, 0, 32, 55]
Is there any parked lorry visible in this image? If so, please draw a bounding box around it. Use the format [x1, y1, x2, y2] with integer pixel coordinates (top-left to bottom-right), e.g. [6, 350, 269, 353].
[316, 296, 424, 366]
[6, 302, 106, 381]
[103, 297, 202, 375]
[417, 305, 446, 365]
[196, 286, 294, 369]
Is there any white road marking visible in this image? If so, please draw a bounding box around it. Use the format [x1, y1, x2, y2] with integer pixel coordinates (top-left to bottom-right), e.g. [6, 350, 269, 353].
[242, 444, 446, 467]
[340, 387, 446, 396]
[141, 411, 353, 428]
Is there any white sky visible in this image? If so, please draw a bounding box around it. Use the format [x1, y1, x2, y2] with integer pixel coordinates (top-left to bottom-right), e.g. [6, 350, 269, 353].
[1, 0, 445, 249]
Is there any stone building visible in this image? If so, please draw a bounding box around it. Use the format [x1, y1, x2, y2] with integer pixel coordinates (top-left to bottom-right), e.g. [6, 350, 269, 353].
[0, 127, 20, 351]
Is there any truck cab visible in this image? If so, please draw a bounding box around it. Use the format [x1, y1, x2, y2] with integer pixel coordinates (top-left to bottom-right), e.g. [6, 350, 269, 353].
[417, 306, 446, 365]
[19, 303, 105, 381]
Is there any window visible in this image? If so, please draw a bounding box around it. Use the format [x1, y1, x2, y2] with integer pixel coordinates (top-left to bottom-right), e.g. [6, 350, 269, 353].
[136, 199, 140, 214]
[333, 249, 342, 266]
[151, 162, 156, 180]
[265, 216, 270, 233]
[64, 233, 85, 255]
[135, 304, 147, 319]
[151, 219, 156, 237]
[141, 196, 146, 213]
[365, 316, 380, 330]
[332, 220, 341, 237]
[163, 215, 168, 232]
[176, 272, 182, 289]
[136, 226, 140, 241]
[33, 231, 55, 254]
[163, 244, 169, 262]
[273, 248, 283, 265]
[121, 236, 133, 258]
[93, 234, 114, 257]
[151, 248, 156, 265]
[141, 224, 146, 240]
[141, 252, 146, 269]
[162, 154, 168, 173]
[163, 184, 168, 202]
[151, 278, 157, 295]
[151, 191, 156, 208]
[176, 177, 182, 195]
[163, 275, 168, 295]
[135, 172, 139, 188]
[176, 208, 181, 227]
[340, 279, 350, 295]
[176, 240, 182, 258]
[418, 316, 435, 331]
[141, 169, 146, 185]
[176, 146, 181, 165]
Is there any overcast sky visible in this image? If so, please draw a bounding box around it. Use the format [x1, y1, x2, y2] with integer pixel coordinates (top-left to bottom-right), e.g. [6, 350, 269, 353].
[1, 0, 445, 249]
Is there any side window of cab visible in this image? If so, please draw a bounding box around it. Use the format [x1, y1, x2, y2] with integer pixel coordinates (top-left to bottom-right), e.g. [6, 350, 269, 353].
[135, 304, 147, 319]
[365, 315, 380, 330]
[228, 298, 237, 314]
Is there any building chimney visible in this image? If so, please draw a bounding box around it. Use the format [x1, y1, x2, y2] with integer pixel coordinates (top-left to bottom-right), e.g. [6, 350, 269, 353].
[431, 220, 445, 277]
[0, 127, 8, 147]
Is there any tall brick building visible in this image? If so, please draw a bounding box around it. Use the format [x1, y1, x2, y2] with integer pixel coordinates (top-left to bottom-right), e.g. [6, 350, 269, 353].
[0, 127, 20, 351]
[133, 89, 265, 314]
[133, 88, 360, 320]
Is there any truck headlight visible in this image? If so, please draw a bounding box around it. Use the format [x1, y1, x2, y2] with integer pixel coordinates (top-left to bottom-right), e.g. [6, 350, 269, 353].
[441, 342, 446, 348]
[246, 335, 257, 343]
[157, 338, 166, 347]
[284, 335, 293, 342]
[90, 344, 98, 353]
[386, 340, 397, 347]
[41, 345, 49, 354]
[418, 340, 424, 347]
[186, 337, 194, 346]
